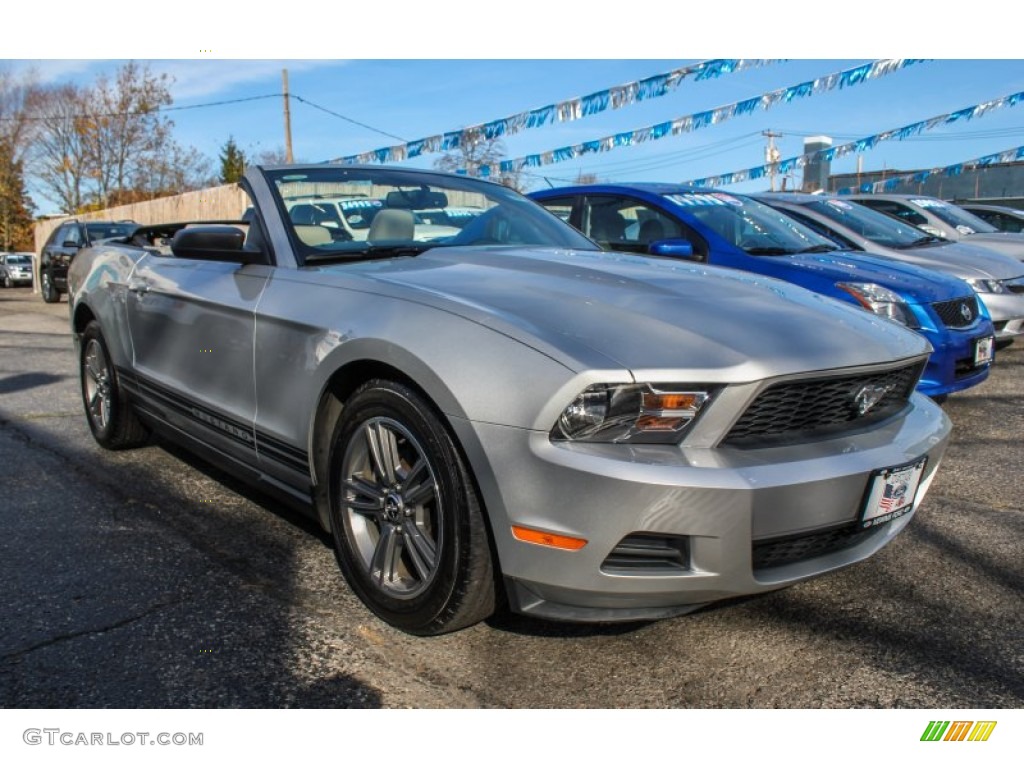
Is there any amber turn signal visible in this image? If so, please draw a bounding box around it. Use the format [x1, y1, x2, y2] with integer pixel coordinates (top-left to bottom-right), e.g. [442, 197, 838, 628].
[511, 525, 588, 551]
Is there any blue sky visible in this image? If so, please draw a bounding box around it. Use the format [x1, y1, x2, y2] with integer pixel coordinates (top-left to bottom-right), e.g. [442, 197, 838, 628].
[7, 18, 1024, 212]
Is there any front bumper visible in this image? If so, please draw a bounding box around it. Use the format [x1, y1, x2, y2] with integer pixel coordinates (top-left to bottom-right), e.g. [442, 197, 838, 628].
[453, 393, 951, 622]
[976, 292, 1024, 341]
[917, 326, 992, 397]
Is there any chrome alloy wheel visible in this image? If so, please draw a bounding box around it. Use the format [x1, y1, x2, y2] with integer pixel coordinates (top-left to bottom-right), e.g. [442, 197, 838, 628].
[340, 417, 442, 600]
[83, 339, 113, 431]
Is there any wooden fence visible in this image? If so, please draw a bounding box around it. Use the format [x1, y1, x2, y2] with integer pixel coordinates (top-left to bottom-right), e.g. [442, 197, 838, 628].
[33, 184, 249, 254]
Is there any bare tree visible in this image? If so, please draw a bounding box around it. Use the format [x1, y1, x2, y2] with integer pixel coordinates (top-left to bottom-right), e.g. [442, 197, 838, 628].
[133, 143, 215, 199]
[433, 128, 525, 192]
[79, 62, 173, 207]
[0, 69, 36, 164]
[26, 83, 91, 214]
[252, 147, 293, 166]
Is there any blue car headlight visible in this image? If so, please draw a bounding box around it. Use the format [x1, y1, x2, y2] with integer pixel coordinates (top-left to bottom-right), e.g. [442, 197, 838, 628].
[836, 282, 919, 329]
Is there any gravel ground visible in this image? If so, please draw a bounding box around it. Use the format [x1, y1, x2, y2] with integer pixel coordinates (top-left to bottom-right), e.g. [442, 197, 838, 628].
[1, 285, 1021, 708]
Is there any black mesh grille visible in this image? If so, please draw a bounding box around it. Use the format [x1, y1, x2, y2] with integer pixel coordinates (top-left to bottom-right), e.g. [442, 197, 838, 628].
[724, 360, 924, 447]
[931, 296, 979, 328]
[752, 524, 877, 571]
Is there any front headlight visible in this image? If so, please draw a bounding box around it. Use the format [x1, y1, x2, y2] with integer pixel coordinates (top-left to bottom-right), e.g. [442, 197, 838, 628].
[835, 282, 919, 328]
[552, 383, 714, 444]
[966, 278, 1007, 295]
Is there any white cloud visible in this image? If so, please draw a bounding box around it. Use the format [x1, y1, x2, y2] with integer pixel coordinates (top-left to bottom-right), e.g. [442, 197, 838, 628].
[157, 60, 340, 101]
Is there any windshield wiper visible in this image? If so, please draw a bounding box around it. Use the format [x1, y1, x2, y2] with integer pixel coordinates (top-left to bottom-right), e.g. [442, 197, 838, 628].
[744, 246, 796, 255]
[304, 243, 437, 264]
[896, 235, 946, 249]
[796, 244, 838, 253]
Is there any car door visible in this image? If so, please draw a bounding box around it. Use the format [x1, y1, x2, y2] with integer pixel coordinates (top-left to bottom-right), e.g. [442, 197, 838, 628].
[124, 239, 271, 466]
[44, 223, 82, 289]
[579, 194, 703, 258]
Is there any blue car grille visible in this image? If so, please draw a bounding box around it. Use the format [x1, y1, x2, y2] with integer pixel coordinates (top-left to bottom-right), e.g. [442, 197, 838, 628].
[723, 360, 924, 447]
[931, 296, 979, 328]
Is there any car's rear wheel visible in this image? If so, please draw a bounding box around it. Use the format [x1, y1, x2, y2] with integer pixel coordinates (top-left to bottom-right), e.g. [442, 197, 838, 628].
[80, 321, 149, 449]
[328, 379, 495, 635]
[41, 270, 60, 303]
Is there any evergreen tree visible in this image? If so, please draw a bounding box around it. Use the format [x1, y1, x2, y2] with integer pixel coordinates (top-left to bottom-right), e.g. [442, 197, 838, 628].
[219, 136, 246, 184]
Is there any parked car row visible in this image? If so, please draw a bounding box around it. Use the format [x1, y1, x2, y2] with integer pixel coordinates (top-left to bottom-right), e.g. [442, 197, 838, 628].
[528, 186, 1024, 400]
[66, 164, 960, 635]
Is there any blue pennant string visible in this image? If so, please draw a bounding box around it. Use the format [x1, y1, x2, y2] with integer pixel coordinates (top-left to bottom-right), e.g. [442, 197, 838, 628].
[329, 58, 781, 165]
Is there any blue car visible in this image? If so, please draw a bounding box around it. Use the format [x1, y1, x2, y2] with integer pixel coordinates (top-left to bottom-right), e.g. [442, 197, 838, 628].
[529, 184, 995, 398]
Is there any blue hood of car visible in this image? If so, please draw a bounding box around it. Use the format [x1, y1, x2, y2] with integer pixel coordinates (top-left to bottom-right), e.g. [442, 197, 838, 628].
[763, 249, 969, 304]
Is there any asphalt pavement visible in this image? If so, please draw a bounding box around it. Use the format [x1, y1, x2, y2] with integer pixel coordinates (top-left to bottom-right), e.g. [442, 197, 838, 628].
[1, 285, 1021, 708]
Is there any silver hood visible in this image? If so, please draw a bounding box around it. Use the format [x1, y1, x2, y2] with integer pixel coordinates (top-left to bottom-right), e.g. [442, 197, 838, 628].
[323, 246, 930, 381]
[874, 240, 1024, 281]
[961, 232, 1024, 261]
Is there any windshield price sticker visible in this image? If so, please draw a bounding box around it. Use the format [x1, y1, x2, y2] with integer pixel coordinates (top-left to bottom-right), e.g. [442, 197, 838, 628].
[911, 198, 948, 209]
[974, 336, 994, 366]
[825, 199, 853, 211]
[861, 458, 927, 529]
[669, 193, 735, 207]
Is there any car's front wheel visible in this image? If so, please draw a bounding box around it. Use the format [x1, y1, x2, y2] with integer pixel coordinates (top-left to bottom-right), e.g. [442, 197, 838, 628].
[80, 321, 149, 449]
[328, 379, 496, 635]
[2, 273, 11, 289]
[41, 270, 60, 303]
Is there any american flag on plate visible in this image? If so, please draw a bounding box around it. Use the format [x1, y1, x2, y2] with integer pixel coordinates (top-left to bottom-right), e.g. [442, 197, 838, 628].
[879, 480, 910, 512]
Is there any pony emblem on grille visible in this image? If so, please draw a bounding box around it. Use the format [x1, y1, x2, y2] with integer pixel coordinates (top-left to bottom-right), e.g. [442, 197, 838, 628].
[853, 383, 894, 416]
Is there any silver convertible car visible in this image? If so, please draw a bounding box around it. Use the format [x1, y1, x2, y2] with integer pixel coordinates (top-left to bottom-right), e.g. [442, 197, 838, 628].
[68, 165, 952, 635]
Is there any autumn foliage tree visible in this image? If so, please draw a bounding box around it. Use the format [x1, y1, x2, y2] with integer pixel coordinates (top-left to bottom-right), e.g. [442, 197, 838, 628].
[27, 62, 213, 214]
[0, 71, 36, 250]
[0, 137, 35, 251]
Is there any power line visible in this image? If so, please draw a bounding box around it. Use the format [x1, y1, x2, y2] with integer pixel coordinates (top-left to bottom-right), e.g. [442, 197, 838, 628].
[289, 95, 407, 142]
[0, 93, 282, 122]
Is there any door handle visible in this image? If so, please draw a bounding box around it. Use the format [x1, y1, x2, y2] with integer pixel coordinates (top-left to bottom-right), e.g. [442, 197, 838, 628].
[127, 279, 150, 294]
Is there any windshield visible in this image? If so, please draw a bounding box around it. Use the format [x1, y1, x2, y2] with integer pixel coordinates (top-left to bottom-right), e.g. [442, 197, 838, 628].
[805, 199, 936, 248]
[910, 198, 999, 234]
[86, 223, 136, 241]
[666, 192, 837, 254]
[6, 254, 30, 265]
[268, 167, 595, 261]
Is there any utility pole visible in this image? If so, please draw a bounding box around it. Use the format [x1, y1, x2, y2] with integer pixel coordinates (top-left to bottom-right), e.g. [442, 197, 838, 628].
[763, 130, 782, 192]
[282, 69, 294, 163]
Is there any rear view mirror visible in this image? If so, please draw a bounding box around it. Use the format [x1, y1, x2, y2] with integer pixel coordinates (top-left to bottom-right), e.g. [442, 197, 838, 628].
[385, 189, 449, 210]
[648, 238, 698, 260]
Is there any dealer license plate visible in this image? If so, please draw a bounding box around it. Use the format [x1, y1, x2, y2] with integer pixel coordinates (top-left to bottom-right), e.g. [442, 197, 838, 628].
[974, 336, 994, 366]
[861, 458, 927, 529]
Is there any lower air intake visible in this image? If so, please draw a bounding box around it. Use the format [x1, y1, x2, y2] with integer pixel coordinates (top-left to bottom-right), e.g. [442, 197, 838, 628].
[601, 534, 689, 575]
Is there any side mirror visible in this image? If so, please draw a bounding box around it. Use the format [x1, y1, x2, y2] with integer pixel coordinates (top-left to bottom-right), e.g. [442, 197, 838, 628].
[171, 226, 264, 264]
[648, 238, 698, 260]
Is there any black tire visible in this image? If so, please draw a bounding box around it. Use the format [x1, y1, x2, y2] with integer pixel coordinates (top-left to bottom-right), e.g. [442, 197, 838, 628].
[41, 270, 61, 303]
[328, 379, 495, 635]
[2, 273, 11, 289]
[80, 321, 149, 449]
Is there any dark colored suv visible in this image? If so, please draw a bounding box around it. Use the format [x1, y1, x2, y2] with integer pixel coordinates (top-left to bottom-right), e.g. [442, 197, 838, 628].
[40, 220, 137, 302]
